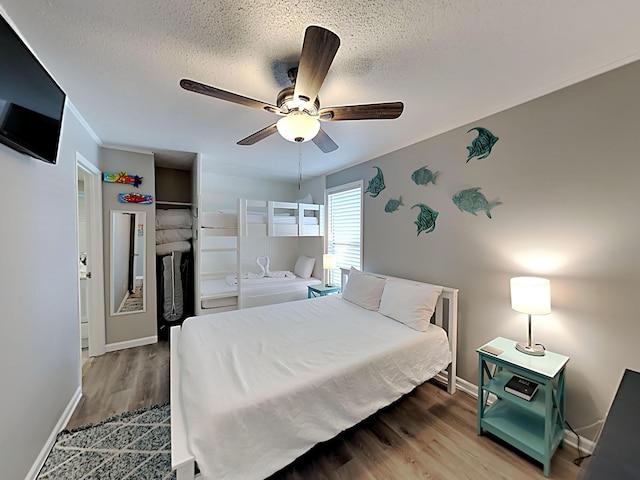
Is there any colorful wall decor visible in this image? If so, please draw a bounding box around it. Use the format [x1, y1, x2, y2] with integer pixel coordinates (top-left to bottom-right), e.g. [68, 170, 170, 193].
[365, 166, 386, 197]
[466, 127, 499, 162]
[452, 187, 501, 218]
[384, 196, 403, 213]
[411, 165, 439, 186]
[118, 192, 153, 204]
[411, 203, 439, 235]
[103, 171, 143, 187]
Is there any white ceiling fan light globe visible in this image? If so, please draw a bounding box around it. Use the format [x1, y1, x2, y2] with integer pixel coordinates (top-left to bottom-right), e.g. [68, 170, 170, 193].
[276, 112, 320, 143]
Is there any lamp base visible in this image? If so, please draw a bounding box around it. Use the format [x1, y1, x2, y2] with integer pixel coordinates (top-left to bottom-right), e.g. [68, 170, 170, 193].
[515, 342, 545, 356]
[325, 283, 333, 287]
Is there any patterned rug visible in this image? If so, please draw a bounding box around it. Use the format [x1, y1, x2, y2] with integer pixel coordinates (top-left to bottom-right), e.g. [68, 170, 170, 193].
[37, 404, 174, 480]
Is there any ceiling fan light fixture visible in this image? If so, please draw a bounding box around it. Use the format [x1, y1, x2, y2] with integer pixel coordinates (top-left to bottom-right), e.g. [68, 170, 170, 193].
[276, 112, 320, 143]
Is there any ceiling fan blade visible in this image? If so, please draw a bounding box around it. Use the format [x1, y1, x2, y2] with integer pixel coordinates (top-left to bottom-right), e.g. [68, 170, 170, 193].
[237, 123, 278, 146]
[180, 79, 282, 114]
[318, 102, 404, 121]
[294, 26, 340, 104]
[312, 127, 338, 153]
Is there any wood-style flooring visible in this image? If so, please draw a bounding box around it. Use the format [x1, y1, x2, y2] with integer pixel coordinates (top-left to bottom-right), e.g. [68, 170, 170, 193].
[68, 341, 584, 479]
[67, 341, 169, 429]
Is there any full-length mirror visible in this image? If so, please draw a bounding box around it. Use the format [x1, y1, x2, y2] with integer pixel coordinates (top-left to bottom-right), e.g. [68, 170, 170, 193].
[111, 210, 146, 315]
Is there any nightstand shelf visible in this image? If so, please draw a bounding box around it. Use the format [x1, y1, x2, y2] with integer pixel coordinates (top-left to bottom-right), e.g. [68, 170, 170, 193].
[483, 370, 547, 417]
[482, 398, 565, 463]
[307, 284, 341, 298]
[477, 337, 569, 477]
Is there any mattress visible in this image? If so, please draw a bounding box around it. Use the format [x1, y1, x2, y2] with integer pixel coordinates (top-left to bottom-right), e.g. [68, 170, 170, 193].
[200, 276, 321, 309]
[178, 295, 451, 480]
[200, 211, 319, 229]
[200, 277, 236, 299]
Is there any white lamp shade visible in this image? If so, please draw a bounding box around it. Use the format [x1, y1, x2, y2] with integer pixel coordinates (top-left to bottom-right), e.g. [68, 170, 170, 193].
[323, 254, 336, 270]
[276, 112, 320, 143]
[510, 277, 551, 315]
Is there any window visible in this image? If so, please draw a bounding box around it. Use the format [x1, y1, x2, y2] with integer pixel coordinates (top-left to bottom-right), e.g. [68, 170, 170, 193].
[326, 181, 363, 287]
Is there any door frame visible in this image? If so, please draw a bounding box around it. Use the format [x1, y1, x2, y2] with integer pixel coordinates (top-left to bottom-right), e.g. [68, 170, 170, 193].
[76, 152, 106, 358]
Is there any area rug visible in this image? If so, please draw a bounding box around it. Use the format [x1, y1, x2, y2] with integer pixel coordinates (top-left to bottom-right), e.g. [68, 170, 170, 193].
[37, 403, 174, 480]
[119, 286, 144, 313]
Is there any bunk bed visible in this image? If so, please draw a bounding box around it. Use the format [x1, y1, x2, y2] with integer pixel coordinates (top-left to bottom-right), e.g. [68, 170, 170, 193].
[197, 198, 324, 313]
[171, 268, 459, 480]
[200, 199, 324, 236]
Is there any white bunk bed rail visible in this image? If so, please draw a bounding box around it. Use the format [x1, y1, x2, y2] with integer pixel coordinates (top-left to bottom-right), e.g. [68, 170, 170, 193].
[238, 198, 324, 237]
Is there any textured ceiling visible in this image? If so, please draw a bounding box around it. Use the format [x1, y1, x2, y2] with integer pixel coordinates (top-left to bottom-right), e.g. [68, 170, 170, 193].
[2, 1, 640, 180]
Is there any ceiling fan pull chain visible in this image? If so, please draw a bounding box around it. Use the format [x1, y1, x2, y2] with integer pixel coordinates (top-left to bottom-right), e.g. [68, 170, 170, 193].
[298, 143, 303, 191]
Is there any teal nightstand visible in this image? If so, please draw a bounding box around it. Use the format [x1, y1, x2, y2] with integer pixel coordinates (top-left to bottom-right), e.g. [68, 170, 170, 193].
[307, 284, 341, 298]
[477, 337, 569, 477]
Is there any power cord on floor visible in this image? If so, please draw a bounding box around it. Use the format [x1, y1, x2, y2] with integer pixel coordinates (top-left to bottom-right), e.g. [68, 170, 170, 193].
[565, 420, 592, 466]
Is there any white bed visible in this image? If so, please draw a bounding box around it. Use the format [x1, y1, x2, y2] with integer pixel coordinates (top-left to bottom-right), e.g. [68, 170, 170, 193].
[171, 270, 458, 480]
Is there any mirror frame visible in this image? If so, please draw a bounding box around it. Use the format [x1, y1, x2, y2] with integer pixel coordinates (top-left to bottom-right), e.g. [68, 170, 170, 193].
[110, 210, 146, 316]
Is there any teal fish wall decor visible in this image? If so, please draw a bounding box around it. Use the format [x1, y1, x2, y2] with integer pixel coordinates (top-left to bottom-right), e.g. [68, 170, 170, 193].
[411, 166, 439, 186]
[452, 187, 502, 218]
[466, 127, 499, 162]
[411, 203, 439, 236]
[384, 196, 403, 213]
[365, 166, 386, 198]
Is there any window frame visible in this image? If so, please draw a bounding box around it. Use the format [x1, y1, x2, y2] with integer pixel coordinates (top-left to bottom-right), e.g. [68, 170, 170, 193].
[325, 180, 363, 287]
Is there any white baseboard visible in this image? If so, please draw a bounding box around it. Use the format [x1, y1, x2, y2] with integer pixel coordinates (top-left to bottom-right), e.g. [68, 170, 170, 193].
[448, 375, 595, 455]
[25, 387, 82, 480]
[105, 335, 157, 352]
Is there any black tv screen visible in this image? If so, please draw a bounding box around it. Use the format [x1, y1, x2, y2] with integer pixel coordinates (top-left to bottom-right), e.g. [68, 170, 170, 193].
[0, 14, 65, 164]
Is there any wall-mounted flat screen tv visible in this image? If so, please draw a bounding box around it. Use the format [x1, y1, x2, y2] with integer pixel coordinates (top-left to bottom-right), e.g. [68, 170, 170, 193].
[0, 14, 65, 164]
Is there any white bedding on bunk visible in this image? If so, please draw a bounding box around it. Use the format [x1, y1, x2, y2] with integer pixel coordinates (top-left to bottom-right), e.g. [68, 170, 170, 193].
[200, 278, 236, 299]
[178, 295, 451, 480]
[200, 211, 319, 229]
[200, 276, 321, 308]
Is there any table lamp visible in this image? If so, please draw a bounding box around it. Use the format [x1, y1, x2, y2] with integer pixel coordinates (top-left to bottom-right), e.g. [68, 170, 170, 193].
[323, 254, 336, 287]
[510, 276, 551, 356]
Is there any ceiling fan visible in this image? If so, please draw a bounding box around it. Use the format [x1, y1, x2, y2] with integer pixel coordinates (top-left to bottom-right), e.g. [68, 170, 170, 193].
[180, 25, 404, 153]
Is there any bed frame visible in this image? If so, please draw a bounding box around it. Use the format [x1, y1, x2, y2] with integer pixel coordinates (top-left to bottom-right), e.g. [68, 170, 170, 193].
[170, 269, 459, 480]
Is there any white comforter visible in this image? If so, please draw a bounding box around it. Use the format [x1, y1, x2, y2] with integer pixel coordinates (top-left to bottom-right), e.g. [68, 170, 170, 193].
[178, 295, 451, 480]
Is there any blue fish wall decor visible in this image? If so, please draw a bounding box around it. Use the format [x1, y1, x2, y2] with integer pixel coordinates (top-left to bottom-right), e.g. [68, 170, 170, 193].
[365, 166, 386, 198]
[384, 196, 404, 213]
[452, 187, 502, 218]
[411, 203, 439, 236]
[466, 127, 499, 162]
[411, 166, 439, 186]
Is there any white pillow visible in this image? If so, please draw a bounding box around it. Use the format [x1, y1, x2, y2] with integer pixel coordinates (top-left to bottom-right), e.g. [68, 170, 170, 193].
[341, 268, 386, 311]
[293, 256, 316, 279]
[378, 278, 443, 331]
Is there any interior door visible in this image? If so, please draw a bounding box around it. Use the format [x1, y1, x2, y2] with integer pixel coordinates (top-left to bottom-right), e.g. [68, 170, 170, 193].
[76, 154, 106, 358]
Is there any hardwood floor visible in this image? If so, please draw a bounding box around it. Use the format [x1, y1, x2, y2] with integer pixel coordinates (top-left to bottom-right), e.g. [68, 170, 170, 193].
[67, 341, 584, 479]
[66, 341, 169, 429]
[269, 383, 583, 480]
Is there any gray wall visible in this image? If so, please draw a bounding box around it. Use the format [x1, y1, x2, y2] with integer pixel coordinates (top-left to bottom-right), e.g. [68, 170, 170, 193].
[101, 148, 157, 344]
[327, 60, 640, 441]
[0, 105, 100, 479]
[199, 162, 301, 211]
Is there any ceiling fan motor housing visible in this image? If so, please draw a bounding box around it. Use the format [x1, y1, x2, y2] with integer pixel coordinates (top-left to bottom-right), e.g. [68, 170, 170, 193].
[276, 86, 320, 115]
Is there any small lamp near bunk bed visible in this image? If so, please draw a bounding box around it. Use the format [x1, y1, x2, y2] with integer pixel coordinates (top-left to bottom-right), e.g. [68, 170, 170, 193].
[510, 276, 551, 356]
[323, 254, 337, 287]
